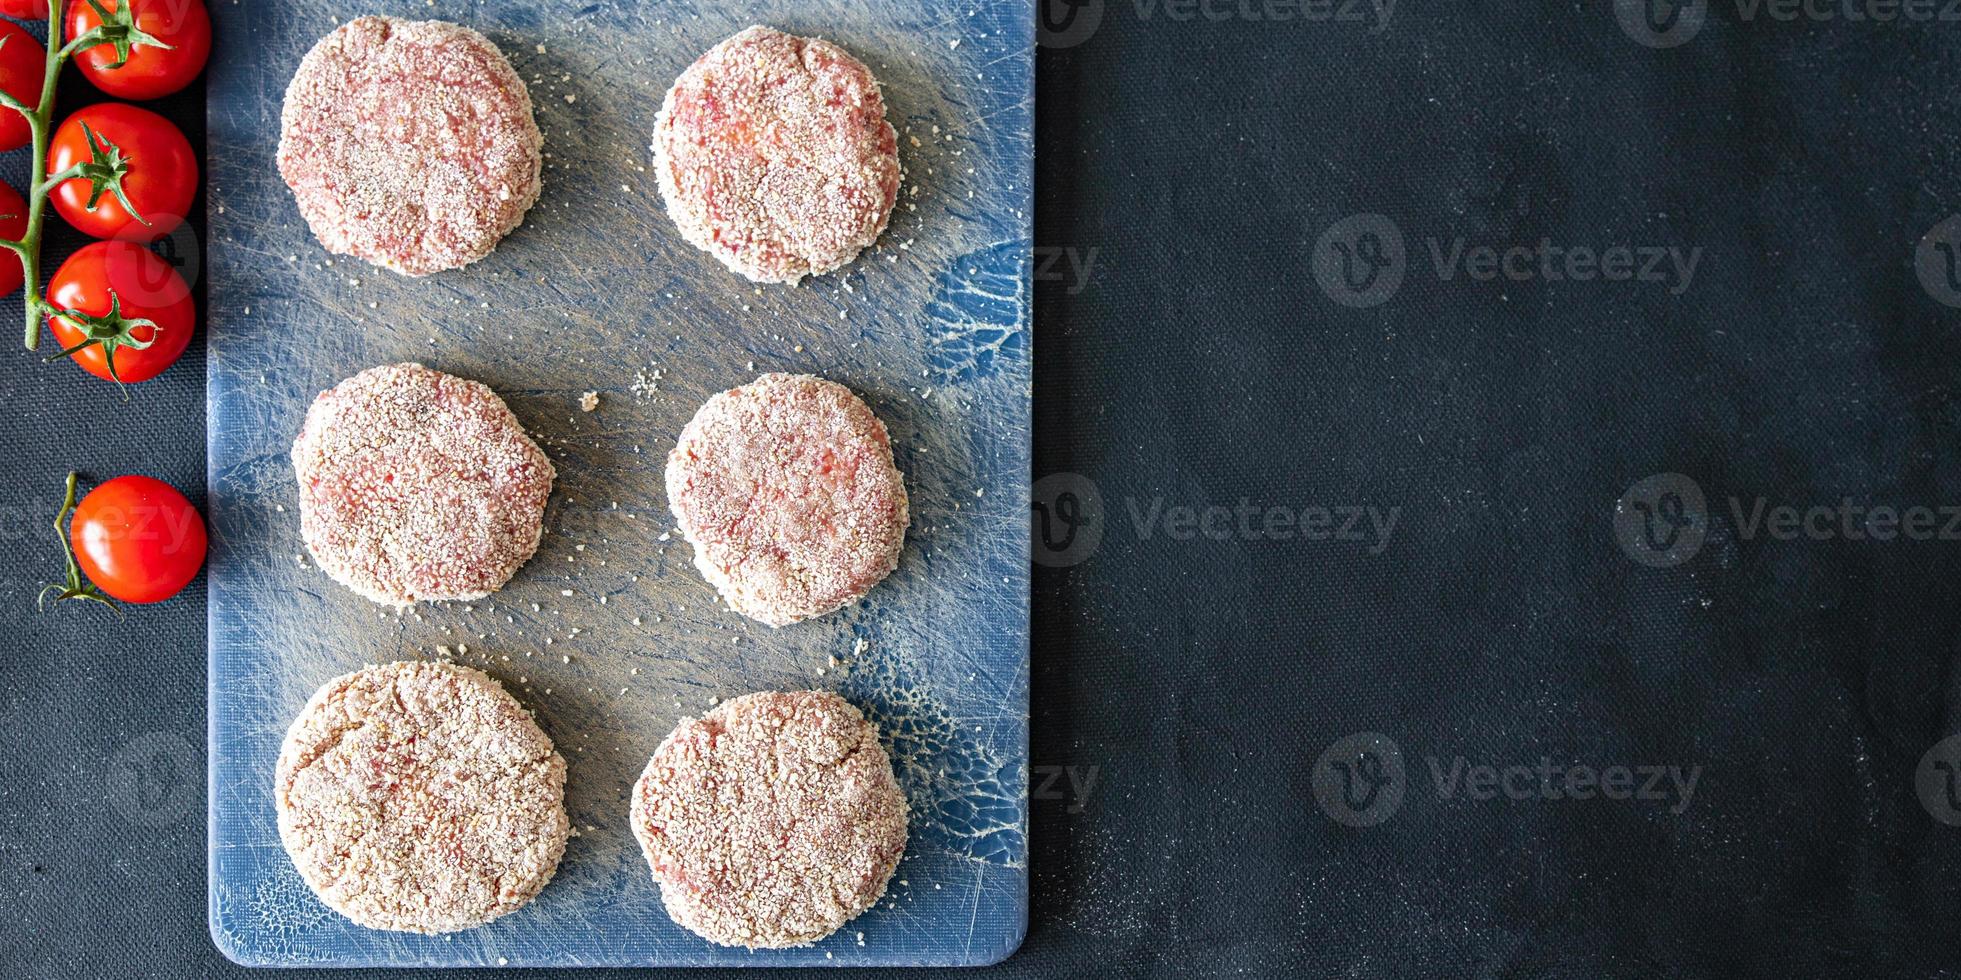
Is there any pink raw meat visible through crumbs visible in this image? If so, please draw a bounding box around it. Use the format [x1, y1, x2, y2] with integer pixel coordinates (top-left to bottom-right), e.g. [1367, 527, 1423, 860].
[291, 363, 554, 607]
[278, 16, 543, 276]
[276, 660, 570, 935]
[664, 373, 909, 626]
[654, 25, 902, 284]
[630, 690, 908, 948]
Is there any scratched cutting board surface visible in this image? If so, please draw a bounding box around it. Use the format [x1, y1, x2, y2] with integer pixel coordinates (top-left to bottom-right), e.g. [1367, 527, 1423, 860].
[205, 0, 1030, 968]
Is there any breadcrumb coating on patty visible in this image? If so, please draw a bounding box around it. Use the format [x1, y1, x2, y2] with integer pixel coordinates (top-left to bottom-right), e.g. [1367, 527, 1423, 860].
[631, 690, 908, 948]
[654, 25, 901, 284]
[279, 17, 543, 275]
[275, 661, 569, 934]
[292, 363, 554, 607]
[665, 373, 908, 626]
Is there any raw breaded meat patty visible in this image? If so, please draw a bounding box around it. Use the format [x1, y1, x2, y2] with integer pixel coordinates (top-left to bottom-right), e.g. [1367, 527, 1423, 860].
[279, 17, 543, 275]
[292, 363, 554, 607]
[276, 661, 569, 934]
[654, 25, 901, 284]
[630, 690, 908, 948]
[665, 373, 908, 627]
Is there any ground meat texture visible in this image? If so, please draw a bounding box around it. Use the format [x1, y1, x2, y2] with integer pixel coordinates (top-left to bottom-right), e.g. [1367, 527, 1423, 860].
[653, 25, 902, 284]
[275, 661, 569, 934]
[292, 363, 554, 607]
[664, 373, 909, 627]
[630, 691, 908, 948]
[278, 17, 543, 276]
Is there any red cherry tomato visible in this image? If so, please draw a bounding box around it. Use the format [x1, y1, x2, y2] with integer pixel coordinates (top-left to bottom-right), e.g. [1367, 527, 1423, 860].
[0, 20, 45, 153]
[70, 475, 206, 603]
[0, 1, 46, 20]
[68, 0, 209, 100]
[49, 103, 196, 242]
[0, 180, 27, 295]
[46, 240, 195, 383]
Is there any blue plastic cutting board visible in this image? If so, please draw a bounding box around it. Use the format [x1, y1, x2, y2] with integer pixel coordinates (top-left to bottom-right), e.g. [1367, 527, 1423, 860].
[206, 0, 1030, 967]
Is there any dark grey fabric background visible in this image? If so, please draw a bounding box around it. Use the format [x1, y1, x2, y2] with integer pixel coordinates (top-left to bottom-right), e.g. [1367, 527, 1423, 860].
[8, 0, 1961, 976]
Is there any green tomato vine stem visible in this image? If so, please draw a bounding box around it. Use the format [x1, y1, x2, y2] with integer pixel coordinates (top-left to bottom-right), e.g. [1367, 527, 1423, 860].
[0, 0, 167, 353]
[1, 0, 76, 352]
[37, 469, 120, 614]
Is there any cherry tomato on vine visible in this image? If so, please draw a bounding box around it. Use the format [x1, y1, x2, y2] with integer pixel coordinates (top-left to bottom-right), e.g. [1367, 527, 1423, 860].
[68, 0, 209, 101]
[0, 1, 47, 20]
[67, 474, 206, 604]
[0, 180, 27, 296]
[49, 103, 194, 241]
[46, 240, 194, 384]
[0, 19, 45, 153]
